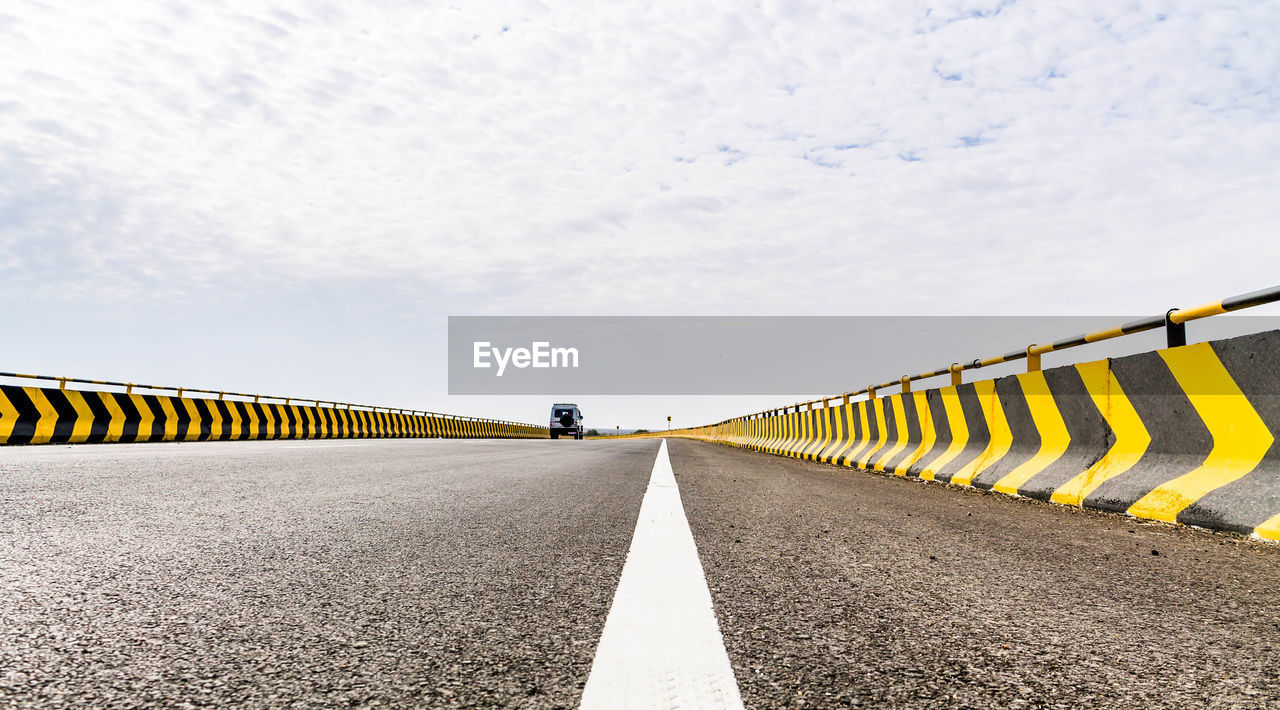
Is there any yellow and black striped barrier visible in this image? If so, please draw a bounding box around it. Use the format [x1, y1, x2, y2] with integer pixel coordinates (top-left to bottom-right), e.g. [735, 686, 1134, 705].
[625, 326, 1280, 543]
[0, 380, 548, 444]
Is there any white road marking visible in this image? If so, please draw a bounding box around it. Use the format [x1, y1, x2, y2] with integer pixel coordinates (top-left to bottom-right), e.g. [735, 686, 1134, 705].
[280, 444, 371, 449]
[581, 439, 744, 710]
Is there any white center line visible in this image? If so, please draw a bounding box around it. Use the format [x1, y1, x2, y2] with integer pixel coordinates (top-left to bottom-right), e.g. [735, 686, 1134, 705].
[580, 439, 744, 710]
[280, 444, 371, 449]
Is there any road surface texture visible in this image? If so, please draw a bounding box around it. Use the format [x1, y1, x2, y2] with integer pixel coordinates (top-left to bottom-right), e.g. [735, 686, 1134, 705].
[667, 439, 1280, 709]
[1, 437, 1278, 708]
[0, 439, 657, 708]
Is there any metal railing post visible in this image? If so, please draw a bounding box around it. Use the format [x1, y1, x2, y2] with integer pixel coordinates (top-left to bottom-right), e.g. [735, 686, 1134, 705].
[1165, 308, 1187, 348]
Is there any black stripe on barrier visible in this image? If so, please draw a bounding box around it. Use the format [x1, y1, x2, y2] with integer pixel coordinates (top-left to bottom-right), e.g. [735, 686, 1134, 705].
[971, 378, 1039, 490]
[1176, 333, 1280, 532]
[319, 406, 335, 439]
[1018, 367, 1111, 501]
[287, 405, 301, 439]
[876, 397, 899, 470]
[1084, 352, 1209, 513]
[817, 406, 839, 462]
[888, 394, 924, 473]
[191, 398, 214, 441]
[799, 410, 812, 457]
[137, 394, 164, 442]
[859, 399, 881, 466]
[80, 391, 108, 444]
[836, 403, 863, 467]
[280, 405, 296, 439]
[213, 400, 233, 440]
[229, 400, 250, 439]
[908, 389, 942, 477]
[44, 389, 78, 444]
[171, 396, 192, 440]
[835, 404, 855, 463]
[2, 386, 38, 445]
[299, 406, 313, 439]
[246, 402, 266, 439]
[117, 392, 141, 443]
[933, 384, 989, 483]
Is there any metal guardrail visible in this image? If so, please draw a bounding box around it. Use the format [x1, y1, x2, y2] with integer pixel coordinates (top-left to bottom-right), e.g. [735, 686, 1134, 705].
[736, 284, 1280, 421]
[0, 371, 537, 428]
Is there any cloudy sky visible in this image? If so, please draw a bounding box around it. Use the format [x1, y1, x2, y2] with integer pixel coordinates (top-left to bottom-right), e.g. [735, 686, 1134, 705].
[2, 0, 1278, 428]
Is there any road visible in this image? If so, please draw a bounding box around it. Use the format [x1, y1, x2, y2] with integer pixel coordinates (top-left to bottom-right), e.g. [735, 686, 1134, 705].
[1, 438, 1278, 708]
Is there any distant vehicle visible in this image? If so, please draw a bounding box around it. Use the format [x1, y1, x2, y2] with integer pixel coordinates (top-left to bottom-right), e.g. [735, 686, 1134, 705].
[550, 403, 583, 440]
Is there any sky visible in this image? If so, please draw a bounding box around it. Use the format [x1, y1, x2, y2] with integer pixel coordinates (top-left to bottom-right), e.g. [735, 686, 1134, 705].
[2, 0, 1279, 429]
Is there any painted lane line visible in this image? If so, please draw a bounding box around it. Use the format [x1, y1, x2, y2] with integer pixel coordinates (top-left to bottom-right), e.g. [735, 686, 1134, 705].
[280, 444, 372, 449]
[580, 439, 744, 710]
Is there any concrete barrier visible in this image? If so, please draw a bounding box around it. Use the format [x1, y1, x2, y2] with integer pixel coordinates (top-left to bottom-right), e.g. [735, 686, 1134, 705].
[646, 329, 1280, 542]
[0, 385, 548, 444]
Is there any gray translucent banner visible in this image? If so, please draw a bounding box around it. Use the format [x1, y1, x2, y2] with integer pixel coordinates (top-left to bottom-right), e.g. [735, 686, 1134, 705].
[448, 316, 1280, 395]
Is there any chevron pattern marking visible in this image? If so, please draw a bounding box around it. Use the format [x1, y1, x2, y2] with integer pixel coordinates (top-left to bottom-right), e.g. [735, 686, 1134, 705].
[617, 329, 1280, 542]
[0, 387, 548, 445]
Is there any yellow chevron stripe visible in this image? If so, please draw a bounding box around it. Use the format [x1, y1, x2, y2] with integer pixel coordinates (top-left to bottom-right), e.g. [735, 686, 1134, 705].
[129, 394, 154, 441]
[183, 398, 203, 441]
[96, 391, 125, 442]
[808, 410, 828, 460]
[822, 404, 844, 463]
[157, 397, 178, 440]
[63, 390, 94, 443]
[281, 405, 296, 438]
[250, 403, 269, 439]
[843, 402, 873, 466]
[303, 406, 317, 438]
[1127, 344, 1274, 523]
[951, 380, 1012, 487]
[818, 409, 832, 459]
[894, 391, 936, 475]
[206, 400, 224, 440]
[993, 371, 1070, 495]
[875, 394, 910, 473]
[1050, 361, 1151, 506]
[831, 403, 858, 464]
[856, 398, 888, 468]
[224, 402, 242, 440]
[804, 411, 823, 459]
[1255, 512, 1280, 542]
[0, 390, 19, 443]
[920, 386, 968, 481]
[26, 388, 58, 444]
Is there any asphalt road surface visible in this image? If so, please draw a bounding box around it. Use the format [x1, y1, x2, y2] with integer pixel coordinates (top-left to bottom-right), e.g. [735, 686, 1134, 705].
[2, 438, 1278, 708]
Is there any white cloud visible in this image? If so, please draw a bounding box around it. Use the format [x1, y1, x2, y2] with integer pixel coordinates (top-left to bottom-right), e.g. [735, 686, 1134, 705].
[1, 0, 1278, 316]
